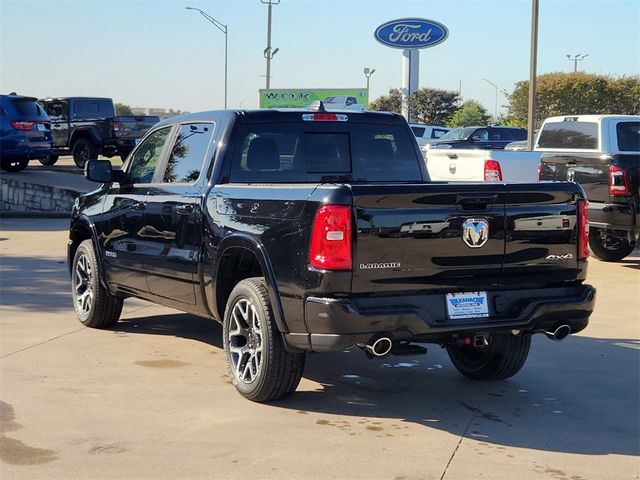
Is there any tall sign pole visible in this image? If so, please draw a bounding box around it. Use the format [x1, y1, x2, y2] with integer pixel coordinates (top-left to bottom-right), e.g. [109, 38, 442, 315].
[262, 0, 280, 89]
[374, 18, 449, 122]
[527, 0, 539, 150]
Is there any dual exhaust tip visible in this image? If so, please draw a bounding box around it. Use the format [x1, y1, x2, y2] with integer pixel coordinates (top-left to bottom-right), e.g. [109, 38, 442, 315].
[364, 335, 393, 358]
[546, 325, 571, 342]
[363, 325, 571, 358]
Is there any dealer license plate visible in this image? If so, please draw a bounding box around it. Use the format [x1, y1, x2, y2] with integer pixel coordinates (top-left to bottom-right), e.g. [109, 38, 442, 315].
[446, 292, 489, 320]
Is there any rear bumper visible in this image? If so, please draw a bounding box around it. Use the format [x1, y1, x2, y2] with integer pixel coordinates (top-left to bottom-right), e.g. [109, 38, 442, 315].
[588, 201, 638, 233]
[285, 284, 596, 352]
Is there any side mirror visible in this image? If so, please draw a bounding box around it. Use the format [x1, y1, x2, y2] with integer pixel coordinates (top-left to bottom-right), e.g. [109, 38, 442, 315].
[470, 136, 481, 142]
[85, 160, 113, 183]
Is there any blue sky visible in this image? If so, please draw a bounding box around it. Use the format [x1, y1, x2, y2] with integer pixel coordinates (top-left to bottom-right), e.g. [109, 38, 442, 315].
[1, 0, 639, 115]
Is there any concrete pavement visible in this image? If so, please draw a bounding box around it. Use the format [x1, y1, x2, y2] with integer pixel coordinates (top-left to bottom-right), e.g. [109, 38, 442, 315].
[1, 217, 639, 480]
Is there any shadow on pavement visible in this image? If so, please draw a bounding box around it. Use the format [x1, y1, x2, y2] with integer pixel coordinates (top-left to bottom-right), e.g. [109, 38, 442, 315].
[619, 258, 640, 270]
[0, 217, 69, 232]
[112, 310, 640, 457]
[0, 254, 71, 310]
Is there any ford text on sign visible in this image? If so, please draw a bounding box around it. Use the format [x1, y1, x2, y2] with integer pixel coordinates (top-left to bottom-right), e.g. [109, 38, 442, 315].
[374, 18, 449, 49]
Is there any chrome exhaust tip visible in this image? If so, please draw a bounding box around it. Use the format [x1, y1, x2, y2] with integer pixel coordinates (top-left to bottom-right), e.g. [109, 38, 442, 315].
[546, 325, 571, 341]
[365, 336, 393, 357]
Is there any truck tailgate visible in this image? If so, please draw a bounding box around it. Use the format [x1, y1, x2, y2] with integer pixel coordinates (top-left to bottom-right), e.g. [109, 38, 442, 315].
[113, 116, 160, 139]
[351, 182, 585, 295]
[426, 149, 485, 181]
[352, 183, 506, 293]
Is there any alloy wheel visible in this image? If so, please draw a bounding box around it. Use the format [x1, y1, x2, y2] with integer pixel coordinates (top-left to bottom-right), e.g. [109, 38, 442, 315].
[74, 253, 93, 315]
[228, 298, 263, 384]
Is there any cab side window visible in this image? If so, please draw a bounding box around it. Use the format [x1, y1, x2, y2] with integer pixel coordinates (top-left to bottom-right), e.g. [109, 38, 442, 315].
[162, 123, 215, 183]
[127, 127, 171, 184]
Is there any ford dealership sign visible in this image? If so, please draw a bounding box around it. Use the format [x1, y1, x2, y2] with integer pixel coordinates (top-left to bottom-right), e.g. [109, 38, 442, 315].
[374, 18, 449, 49]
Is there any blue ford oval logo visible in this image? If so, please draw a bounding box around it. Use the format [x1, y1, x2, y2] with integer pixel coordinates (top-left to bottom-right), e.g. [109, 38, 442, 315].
[374, 18, 449, 49]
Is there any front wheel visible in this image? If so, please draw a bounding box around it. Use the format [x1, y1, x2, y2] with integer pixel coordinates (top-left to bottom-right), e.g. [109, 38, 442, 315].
[588, 228, 635, 262]
[447, 333, 531, 381]
[223, 277, 305, 402]
[39, 154, 59, 166]
[72, 138, 98, 169]
[71, 240, 123, 328]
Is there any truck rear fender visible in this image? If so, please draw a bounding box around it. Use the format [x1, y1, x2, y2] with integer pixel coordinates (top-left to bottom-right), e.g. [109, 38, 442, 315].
[70, 127, 102, 147]
[211, 233, 289, 334]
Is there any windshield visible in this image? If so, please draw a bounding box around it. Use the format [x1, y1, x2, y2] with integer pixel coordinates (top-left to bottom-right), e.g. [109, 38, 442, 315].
[323, 96, 337, 103]
[438, 127, 476, 140]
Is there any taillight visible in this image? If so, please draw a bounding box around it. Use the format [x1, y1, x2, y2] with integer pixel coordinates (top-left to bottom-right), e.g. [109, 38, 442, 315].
[309, 205, 352, 270]
[302, 113, 348, 122]
[578, 199, 589, 260]
[609, 165, 631, 196]
[484, 159, 503, 182]
[10, 120, 35, 130]
[112, 120, 121, 132]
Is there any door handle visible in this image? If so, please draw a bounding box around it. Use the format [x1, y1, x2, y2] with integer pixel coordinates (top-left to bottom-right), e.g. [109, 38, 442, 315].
[176, 204, 195, 215]
[131, 201, 146, 211]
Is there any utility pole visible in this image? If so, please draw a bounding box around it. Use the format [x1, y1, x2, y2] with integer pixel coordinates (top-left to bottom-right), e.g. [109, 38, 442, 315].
[527, 0, 539, 151]
[185, 6, 228, 108]
[261, 0, 280, 89]
[482, 78, 498, 122]
[566, 53, 589, 73]
[363, 67, 375, 106]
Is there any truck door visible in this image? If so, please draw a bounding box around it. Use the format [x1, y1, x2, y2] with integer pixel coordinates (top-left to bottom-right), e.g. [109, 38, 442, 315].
[43, 100, 70, 147]
[142, 122, 216, 305]
[99, 126, 173, 294]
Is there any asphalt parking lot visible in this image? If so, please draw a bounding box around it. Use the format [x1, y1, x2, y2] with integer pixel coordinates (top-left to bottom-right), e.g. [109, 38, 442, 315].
[1, 217, 639, 480]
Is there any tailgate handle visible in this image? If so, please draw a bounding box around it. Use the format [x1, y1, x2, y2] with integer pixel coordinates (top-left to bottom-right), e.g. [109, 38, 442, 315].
[456, 194, 498, 210]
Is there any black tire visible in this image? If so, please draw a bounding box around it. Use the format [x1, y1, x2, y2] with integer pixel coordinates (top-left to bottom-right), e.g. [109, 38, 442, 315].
[223, 277, 305, 402]
[39, 154, 59, 166]
[1, 158, 28, 172]
[588, 228, 635, 262]
[72, 138, 98, 169]
[71, 240, 123, 328]
[447, 333, 531, 381]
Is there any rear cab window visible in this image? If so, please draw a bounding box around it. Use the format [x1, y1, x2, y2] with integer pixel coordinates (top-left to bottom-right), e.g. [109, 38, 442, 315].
[538, 120, 599, 149]
[616, 122, 640, 152]
[228, 121, 424, 183]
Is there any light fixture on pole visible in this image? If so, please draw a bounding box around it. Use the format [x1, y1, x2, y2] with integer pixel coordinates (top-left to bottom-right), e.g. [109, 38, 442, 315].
[482, 78, 498, 121]
[363, 67, 375, 106]
[261, 0, 280, 89]
[566, 53, 589, 73]
[185, 6, 228, 109]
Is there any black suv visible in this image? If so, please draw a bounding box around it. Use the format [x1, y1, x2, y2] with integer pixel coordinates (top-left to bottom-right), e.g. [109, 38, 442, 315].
[428, 126, 527, 150]
[0, 93, 52, 172]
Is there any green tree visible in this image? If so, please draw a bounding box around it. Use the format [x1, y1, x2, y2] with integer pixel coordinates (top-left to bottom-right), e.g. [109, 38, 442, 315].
[369, 88, 402, 113]
[448, 100, 490, 127]
[506, 72, 640, 128]
[409, 88, 460, 125]
[115, 102, 133, 115]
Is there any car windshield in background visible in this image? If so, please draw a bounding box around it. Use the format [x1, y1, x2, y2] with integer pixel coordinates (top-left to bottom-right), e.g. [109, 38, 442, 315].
[229, 123, 423, 183]
[616, 122, 640, 152]
[439, 127, 476, 140]
[537, 121, 599, 149]
[411, 126, 426, 136]
[323, 97, 336, 102]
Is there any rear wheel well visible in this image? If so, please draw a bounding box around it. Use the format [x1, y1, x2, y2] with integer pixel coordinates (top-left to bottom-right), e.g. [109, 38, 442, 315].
[216, 248, 264, 319]
[70, 131, 95, 147]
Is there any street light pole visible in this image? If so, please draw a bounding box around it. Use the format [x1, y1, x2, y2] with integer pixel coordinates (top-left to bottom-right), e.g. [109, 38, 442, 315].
[482, 78, 498, 121]
[566, 53, 589, 73]
[363, 67, 375, 107]
[261, 0, 280, 89]
[527, 0, 539, 151]
[185, 6, 228, 108]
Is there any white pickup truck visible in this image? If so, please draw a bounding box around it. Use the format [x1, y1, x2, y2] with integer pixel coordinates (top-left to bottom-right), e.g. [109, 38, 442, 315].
[425, 115, 638, 183]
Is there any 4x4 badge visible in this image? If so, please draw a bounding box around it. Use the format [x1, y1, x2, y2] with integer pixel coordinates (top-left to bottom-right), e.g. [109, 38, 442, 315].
[462, 218, 489, 248]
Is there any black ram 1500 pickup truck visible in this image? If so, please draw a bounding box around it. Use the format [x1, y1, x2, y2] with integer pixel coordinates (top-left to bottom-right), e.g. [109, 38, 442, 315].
[69, 107, 595, 402]
[539, 115, 640, 261]
[40, 97, 159, 168]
